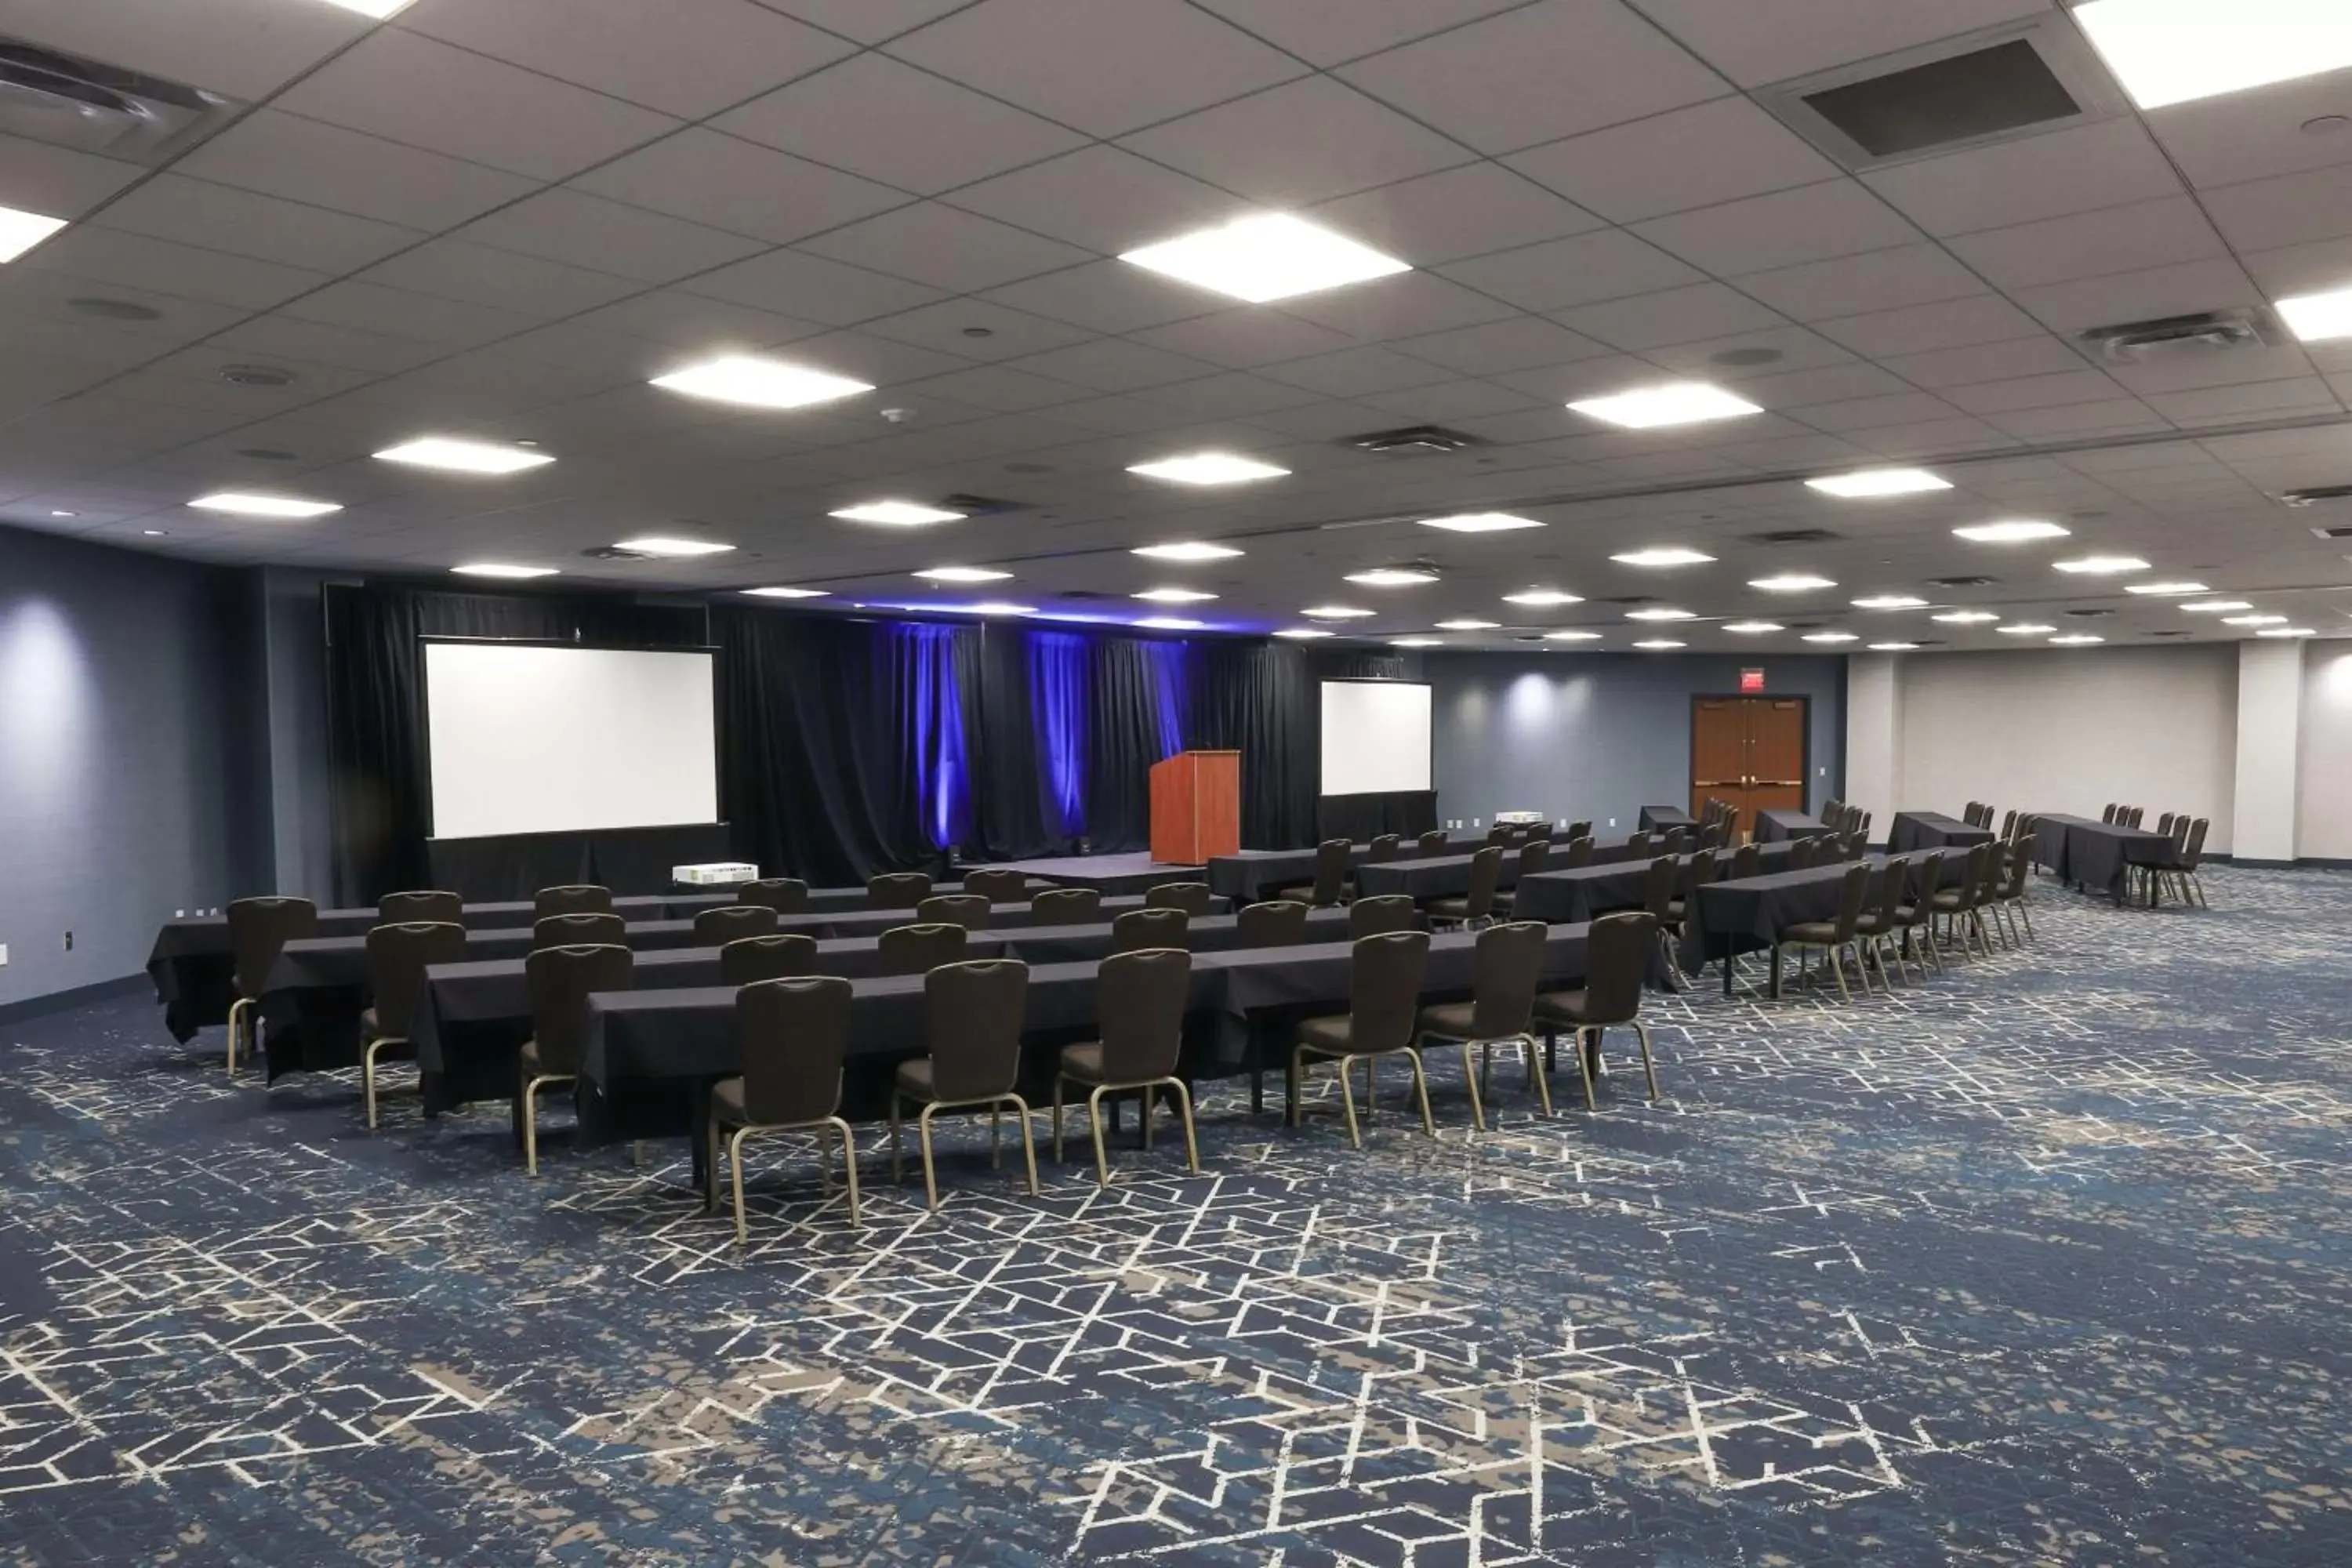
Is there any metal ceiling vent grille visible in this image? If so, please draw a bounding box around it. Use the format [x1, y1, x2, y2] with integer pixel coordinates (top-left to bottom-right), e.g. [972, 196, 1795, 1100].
[1743, 527, 1844, 546]
[1344, 425, 1484, 455]
[1761, 19, 2124, 171]
[2082, 309, 2281, 365]
[0, 38, 233, 161]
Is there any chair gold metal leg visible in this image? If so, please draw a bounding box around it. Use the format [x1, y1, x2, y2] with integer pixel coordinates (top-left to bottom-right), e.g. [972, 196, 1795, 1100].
[704, 1115, 720, 1210]
[814, 1123, 833, 1195]
[1167, 1079, 1201, 1174]
[226, 999, 249, 1074]
[1457, 1040, 1486, 1131]
[1337, 1054, 1363, 1148]
[1576, 1027, 1599, 1110]
[728, 1125, 751, 1245]
[1829, 949, 1850, 1004]
[363, 1037, 385, 1128]
[1087, 1084, 1112, 1185]
[916, 1102, 941, 1210]
[1479, 1040, 1494, 1102]
[1052, 1075, 1066, 1163]
[1142, 1086, 1154, 1152]
[1006, 1094, 1040, 1196]
[828, 1116, 862, 1228]
[1360, 1054, 1376, 1114]
[1529, 1034, 1555, 1117]
[1634, 1023, 1659, 1101]
[1406, 1053, 1435, 1137]
[523, 1079, 541, 1175]
[991, 1105, 1002, 1169]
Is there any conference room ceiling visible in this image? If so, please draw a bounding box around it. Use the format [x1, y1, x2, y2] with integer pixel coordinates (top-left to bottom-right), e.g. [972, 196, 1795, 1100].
[3, 0, 2351, 652]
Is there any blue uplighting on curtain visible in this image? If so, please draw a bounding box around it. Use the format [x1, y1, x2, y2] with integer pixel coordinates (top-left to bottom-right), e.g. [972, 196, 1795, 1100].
[902, 623, 971, 848]
[1029, 631, 1087, 836]
[1147, 639, 1188, 760]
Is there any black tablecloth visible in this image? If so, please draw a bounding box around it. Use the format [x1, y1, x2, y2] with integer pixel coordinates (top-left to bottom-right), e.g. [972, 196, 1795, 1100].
[2032, 814, 2177, 903]
[1352, 835, 1648, 901]
[1638, 806, 1697, 832]
[1512, 840, 1803, 924]
[1206, 831, 1476, 902]
[1680, 853, 1969, 991]
[425, 822, 735, 902]
[1755, 810, 1834, 842]
[1316, 789, 1438, 843]
[967, 859, 1187, 896]
[1886, 811, 1994, 855]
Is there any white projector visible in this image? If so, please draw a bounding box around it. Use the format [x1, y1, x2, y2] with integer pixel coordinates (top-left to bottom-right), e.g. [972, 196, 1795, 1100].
[1494, 811, 1546, 826]
[673, 862, 759, 886]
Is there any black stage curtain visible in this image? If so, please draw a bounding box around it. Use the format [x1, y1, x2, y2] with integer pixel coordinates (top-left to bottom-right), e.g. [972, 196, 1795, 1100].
[967, 623, 1058, 863]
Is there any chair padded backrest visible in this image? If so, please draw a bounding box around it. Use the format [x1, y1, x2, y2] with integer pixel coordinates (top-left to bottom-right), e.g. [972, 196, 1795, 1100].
[738, 878, 810, 915]
[2101, 803, 2119, 823]
[1349, 893, 1418, 939]
[1145, 881, 1213, 916]
[1563, 835, 1595, 869]
[916, 893, 991, 931]
[1643, 855, 1678, 919]
[963, 868, 1031, 905]
[720, 933, 819, 986]
[1830, 860, 1870, 938]
[364, 920, 467, 1038]
[1237, 899, 1309, 947]
[1346, 930, 1430, 1054]
[1625, 829, 1651, 857]
[737, 975, 854, 1124]
[379, 890, 461, 926]
[695, 904, 779, 943]
[227, 895, 321, 999]
[877, 922, 968, 977]
[535, 884, 612, 918]
[1999, 809, 2018, 842]
[1566, 820, 1592, 844]
[535, 912, 625, 950]
[1470, 920, 1548, 1039]
[1872, 856, 1908, 924]
[524, 943, 633, 1075]
[2156, 810, 2177, 838]
[1699, 822, 1727, 851]
[868, 872, 932, 909]
[1417, 829, 1450, 855]
[1112, 906, 1189, 955]
[2126, 806, 2145, 828]
[1367, 833, 1402, 863]
[1659, 827, 1690, 857]
[1684, 847, 1717, 895]
[2003, 834, 2035, 897]
[1310, 839, 1351, 904]
[1730, 841, 1762, 879]
[1465, 846, 1503, 917]
[2181, 817, 2208, 868]
[1907, 850, 1947, 914]
[1095, 947, 1191, 1082]
[1029, 887, 1102, 925]
[1581, 912, 1655, 1025]
[1518, 840, 1552, 878]
[1788, 836, 1817, 869]
[924, 959, 1029, 1102]
[1975, 839, 2008, 902]
[1840, 830, 1867, 860]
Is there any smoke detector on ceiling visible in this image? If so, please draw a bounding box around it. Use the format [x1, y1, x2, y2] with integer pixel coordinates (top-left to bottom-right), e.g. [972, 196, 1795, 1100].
[0, 38, 233, 161]
[2079, 308, 2282, 365]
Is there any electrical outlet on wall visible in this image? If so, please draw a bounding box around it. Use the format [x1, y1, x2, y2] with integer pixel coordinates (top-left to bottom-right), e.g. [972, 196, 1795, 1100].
[1609, 817, 1617, 828]
[63, 931, 73, 952]
[0, 944, 9, 967]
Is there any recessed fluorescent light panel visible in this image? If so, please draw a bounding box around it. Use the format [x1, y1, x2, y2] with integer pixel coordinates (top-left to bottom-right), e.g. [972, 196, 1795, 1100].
[617, 536, 733, 557]
[1611, 546, 1715, 568]
[1504, 589, 1582, 606]
[375, 437, 554, 474]
[1750, 573, 1836, 592]
[1132, 541, 1243, 561]
[2259, 626, 2318, 637]
[1632, 639, 1686, 650]
[1136, 617, 1207, 630]
[1435, 619, 1500, 630]
[1853, 594, 1929, 610]
[1417, 511, 1543, 534]
[321, 0, 416, 16]
[2074, 0, 2352, 111]
[650, 354, 872, 409]
[1868, 642, 1920, 652]
[1805, 468, 1951, 498]
[1119, 213, 1409, 304]
[189, 492, 341, 519]
[1626, 607, 1696, 622]
[2125, 580, 2209, 596]
[2050, 634, 2105, 646]
[830, 500, 965, 525]
[1998, 622, 2058, 635]
[1302, 604, 1375, 619]
[1274, 627, 1334, 639]
[1134, 587, 1218, 603]
[2181, 600, 2252, 613]
[916, 566, 1011, 583]
[1723, 620, 1784, 633]
[1345, 566, 1440, 586]
[452, 563, 558, 579]
[1390, 637, 1441, 648]
[1544, 630, 1603, 642]
[1955, 519, 2068, 543]
[743, 586, 829, 599]
[1933, 609, 2001, 623]
[970, 601, 1036, 616]
[1127, 452, 1289, 485]
[1570, 382, 1762, 429]
[0, 204, 68, 263]
[2275, 283, 2352, 343]
[1802, 631, 1860, 644]
[2054, 555, 2152, 575]
[2224, 613, 2287, 626]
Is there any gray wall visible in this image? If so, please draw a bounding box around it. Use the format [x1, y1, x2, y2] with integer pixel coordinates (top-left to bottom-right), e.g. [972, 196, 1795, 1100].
[262, 567, 338, 901]
[1427, 651, 1847, 833]
[0, 525, 270, 1007]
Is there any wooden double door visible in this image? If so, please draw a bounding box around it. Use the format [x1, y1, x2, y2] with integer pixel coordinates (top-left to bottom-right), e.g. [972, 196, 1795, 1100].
[1690, 697, 1808, 832]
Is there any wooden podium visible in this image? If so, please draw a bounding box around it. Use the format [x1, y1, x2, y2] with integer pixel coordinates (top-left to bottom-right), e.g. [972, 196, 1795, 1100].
[1149, 750, 1240, 864]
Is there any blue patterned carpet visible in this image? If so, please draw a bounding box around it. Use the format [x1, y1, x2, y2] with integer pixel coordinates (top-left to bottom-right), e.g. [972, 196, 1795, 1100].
[3, 866, 2349, 1566]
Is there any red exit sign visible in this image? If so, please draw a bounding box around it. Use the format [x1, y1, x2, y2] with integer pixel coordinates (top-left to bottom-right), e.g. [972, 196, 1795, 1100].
[1740, 668, 1766, 692]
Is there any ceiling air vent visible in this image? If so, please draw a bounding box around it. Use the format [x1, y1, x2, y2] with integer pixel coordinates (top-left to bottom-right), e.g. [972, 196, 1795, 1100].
[1344, 425, 1485, 455]
[2065, 608, 2114, 619]
[1742, 527, 1844, 546]
[1596, 594, 1657, 606]
[1055, 589, 1118, 601]
[583, 546, 652, 561]
[0, 38, 234, 162]
[939, 492, 1025, 515]
[1930, 575, 1998, 589]
[2281, 485, 2352, 512]
[1760, 18, 2124, 171]
[2081, 308, 2281, 365]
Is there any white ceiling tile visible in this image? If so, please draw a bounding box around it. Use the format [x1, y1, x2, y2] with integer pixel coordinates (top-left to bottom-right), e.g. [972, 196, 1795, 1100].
[980, 260, 1218, 333]
[573, 129, 909, 245]
[2145, 76, 2352, 190]
[2010, 258, 2262, 333]
[797, 202, 1094, 292]
[753, 0, 971, 43]
[889, 365, 1096, 412]
[0, 136, 144, 221]
[2238, 238, 2352, 299]
[92, 176, 426, 275]
[1847, 416, 2014, 457]
[1004, 338, 1220, 393]
[1862, 118, 2185, 238]
[1813, 294, 2046, 357]
[1734, 243, 1986, 321]
[2200, 165, 2352, 254]
[883, 0, 1305, 138]
[1980, 400, 2169, 440]
[23, 227, 328, 312]
[771, 328, 975, 388]
[1945, 197, 2228, 290]
[1639, 323, 1857, 379]
[1940, 370, 2132, 416]
[714, 55, 1087, 196]
[858, 299, 1096, 361]
[277, 30, 679, 182]
[455, 190, 768, 284]
[1311, 164, 1603, 267]
[1786, 390, 1967, 432]
[1551, 281, 1787, 350]
[1878, 336, 2095, 389]
[1622, 0, 2050, 88]
[357, 238, 642, 319]
[1634, 179, 1922, 274]
[1120, 78, 1473, 207]
[1189, 0, 1526, 65]
[277, 279, 543, 350]
[1128, 310, 1362, 369]
[1355, 378, 1541, 423]
[582, 289, 830, 350]
[1727, 362, 1913, 407]
[1485, 353, 1663, 405]
[2106, 344, 2321, 397]
[204, 316, 445, 377]
[677, 248, 942, 325]
[1274, 270, 1522, 340]
[1439, 228, 1705, 311]
[1339, 0, 1728, 154]
[1133, 372, 1330, 418]
[1392, 317, 1614, 376]
[946, 147, 1240, 254]
[4, 0, 368, 100]
[397, 0, 855, 118]
[1257, 346, 1457, 397]
[1505, 96, 1840, 223]
[175, 110, 541, 230]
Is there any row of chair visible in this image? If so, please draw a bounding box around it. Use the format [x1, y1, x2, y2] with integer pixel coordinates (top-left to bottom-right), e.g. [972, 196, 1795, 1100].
[1768, 837, 2037, 1000]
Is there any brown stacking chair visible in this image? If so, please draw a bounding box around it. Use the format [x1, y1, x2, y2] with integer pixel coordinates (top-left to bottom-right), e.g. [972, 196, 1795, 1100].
[1290, 931, 1433, 1147]
[223, 895, 320, 1074]
[1639, 855, 1682, 986]
[1852, 855, 1913, 986]
[1493, 839, 1551, 916]
[379, 890, 461, 925]
[1657, 827, 1691, 857]
[1730, 840, 1762, 879]
[2173, 818, 2209, 908]
[361, 920, 466, 1127]
[891, 959, 1035, 1210]
[1624, 829, 1651, 858]
[877, 922, 967, 977]
[1417, 829, 1450, 856]
[1428, 845, 1503, 929]
[1367, 833, 1403, 863]
[1279, 839, 1352, 906]
[1891, 849, 1947, 975]
[1112, 907, 1189, 955]
[1776, 859, 1872, 1002]
[535, 912, 624, 949]
[1562, 835, 1595, 869]
[738, 877, 811, 914]
[518, 943, 633, 1174]
[867, 871, 931, 909]
[1565, 820, 1592, 844]
[1348, 893, 1419, 939]
[1532, 911, 1659, 1109]
[1029, 886, 1102, 925]
[1994, 832, 2039, 942]
[2155, 810, 2178, 842]
[2125, 806, 2146, 829]
[1145, 881, 1214, 916]
[2100, 803, 2120, 824]
[963, 867, 1031, 905]
[1661, 848, 1715, 969]
[1787, 835, 1817, 870]
[1998, 809, 2019, 843]
[720, 933, 818, 985]
[1053, 948, 1197, 1185]
[916, 893, 991, 931]
[1929, 841, 1995, 959]
[1236, 900, 1309, 946]
[694, 904, 779, 944]
[1413, 920, 1549, 1129]
[535, 884, 612, 918]
[708, 975, 860, 1238]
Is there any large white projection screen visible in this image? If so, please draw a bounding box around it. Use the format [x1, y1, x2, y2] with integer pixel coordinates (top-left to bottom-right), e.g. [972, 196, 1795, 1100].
[423, 641, 719, 840]
[1319, 680, 1433, 795]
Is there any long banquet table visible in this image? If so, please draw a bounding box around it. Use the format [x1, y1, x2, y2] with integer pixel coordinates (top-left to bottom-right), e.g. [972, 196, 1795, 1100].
[2031, 814, 2178, 905]
[1886, 811, 1994, 855]
[1352, 835, 1650, 902]
[1755, 810, 1835, 843]
[1680, 853, 1971, 997]
[1511, 840, 1805, 925]
[1203, 830, 1479, 902]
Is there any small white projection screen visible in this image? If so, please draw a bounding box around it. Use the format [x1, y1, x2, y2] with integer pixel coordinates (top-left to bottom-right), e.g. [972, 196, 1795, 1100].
[1319, 680, 1434, 795]
[423, 641, 720, 840]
